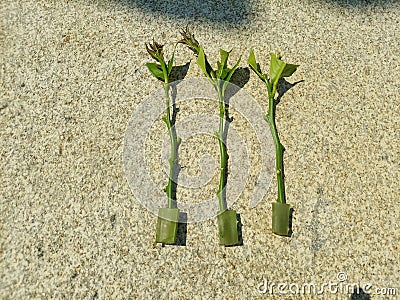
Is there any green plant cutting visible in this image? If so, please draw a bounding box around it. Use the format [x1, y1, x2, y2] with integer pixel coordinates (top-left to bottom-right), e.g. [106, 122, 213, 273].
[248, 49, 298, 236]
[146, 40, 180, 244]
[179, 28, 241, 246]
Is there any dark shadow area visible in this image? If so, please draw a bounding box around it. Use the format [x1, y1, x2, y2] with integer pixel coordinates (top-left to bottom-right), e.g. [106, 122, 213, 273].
[236, 213, 244, 246]
[170, 62, 190, 86]
[325, 0, 398, 7]
[275, 78, 304, 106]
[220, 67, 250, 213]
[222, 68, 250, 132]
[229, 67, 251, 91]
[288, 208, 294, 237]
[175, 212, 188, 246]
[116, 0, 252, 25]
[113, 0, 397, 31]
[274, 78, 303, 226]
[350, 288, 371, 300]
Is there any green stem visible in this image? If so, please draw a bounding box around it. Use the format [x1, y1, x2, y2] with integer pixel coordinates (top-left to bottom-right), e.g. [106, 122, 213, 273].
[216, 82, 228, 212]
[163, 84, 178, 208]
[264, 81, 286, 204]
[159, 60, 178, 209]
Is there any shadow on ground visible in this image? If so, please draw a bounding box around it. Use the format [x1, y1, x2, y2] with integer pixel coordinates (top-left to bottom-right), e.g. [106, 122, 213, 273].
[350, 288, 371, 300]
[327, 0, 398, 5]
[114, 0, 397, 27]
[115, 0, 252, 24]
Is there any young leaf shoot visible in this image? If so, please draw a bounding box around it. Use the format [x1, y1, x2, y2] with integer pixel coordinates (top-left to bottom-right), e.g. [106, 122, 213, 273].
[179, 28, 240, 246]
[248, 49, 298, 236]
[146, 40, 180, 244]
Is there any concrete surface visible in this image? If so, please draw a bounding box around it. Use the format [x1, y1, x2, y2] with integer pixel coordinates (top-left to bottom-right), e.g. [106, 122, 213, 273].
[1, 0, 399, 298]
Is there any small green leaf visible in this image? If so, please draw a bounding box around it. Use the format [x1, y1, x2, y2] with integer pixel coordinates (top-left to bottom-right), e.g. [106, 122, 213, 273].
[197, 46, 210, 78]
[161, 115, 168, 124]
[217, 49, 230, 78]
[248, 49, 258, 72]
[222, 56, 241, 93]
[269, 52, 287, 86]
[146, 62, 165, 81]
[210, 70, 216, 79]
[167, 52, 174, 76]
[219, 49, 230, 69]
[225, 56, 241, 82]
[281, 63, 298, 78]
[216, 61, 222, 78]
[247, 49, 264, 80]
[220, 68, 228, 80]
[270, 53, 298, 86]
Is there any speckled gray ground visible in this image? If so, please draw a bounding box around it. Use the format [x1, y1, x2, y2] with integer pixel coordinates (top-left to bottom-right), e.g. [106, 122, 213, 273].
[1, 0, 399, 299]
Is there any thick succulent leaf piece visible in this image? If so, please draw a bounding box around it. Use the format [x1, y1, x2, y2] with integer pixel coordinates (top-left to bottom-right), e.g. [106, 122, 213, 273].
[272, 202, 290, 236]
[155, 208, 179, 244]
[146, 62, 165, 81]
[217, 209, 239, 246]
[269, 52, 298, 86]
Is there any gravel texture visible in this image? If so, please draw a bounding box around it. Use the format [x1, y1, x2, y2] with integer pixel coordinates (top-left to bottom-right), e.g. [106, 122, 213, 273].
[1, 0, 399, 299]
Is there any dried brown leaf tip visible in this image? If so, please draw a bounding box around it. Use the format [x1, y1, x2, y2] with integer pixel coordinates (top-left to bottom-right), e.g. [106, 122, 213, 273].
[178, 26, 200, 55]
[146, 39, 164, 60]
